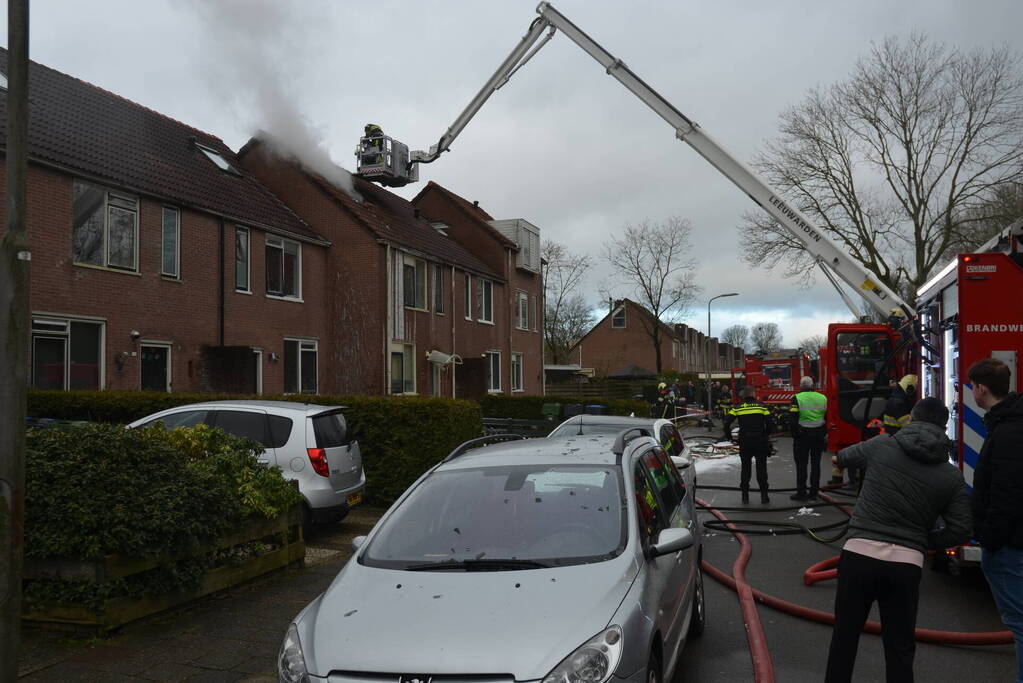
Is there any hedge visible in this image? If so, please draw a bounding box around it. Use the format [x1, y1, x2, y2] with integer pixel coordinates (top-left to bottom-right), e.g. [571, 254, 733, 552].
[28, 390, 483, 505]
[23, 423, 302, 607]
[478, 394, 649, 420]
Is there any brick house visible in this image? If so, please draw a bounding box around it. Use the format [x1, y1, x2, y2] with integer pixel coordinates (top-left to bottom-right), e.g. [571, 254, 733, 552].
[237, 142, 544, 397]
[0, 49, 331, 394]
[570, 299, 742, 376]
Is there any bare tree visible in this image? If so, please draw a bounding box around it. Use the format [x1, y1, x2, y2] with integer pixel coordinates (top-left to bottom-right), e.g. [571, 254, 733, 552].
[742, 34, 1023, 300]
[541, 240, 594, 364]
[798, 334, 827, 360]
[603, 217, 702, 373]
[951, 181, 1023, 251]
[720, 324, 749, 352]
[750, 322, 783, 355]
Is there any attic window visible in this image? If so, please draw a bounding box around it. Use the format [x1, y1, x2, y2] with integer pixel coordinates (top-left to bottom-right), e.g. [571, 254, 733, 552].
[196, 143, 239, 175]
[430, 221, 449, 236]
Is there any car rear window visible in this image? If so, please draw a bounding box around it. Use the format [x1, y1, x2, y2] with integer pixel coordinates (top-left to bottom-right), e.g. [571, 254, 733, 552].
[312, 412, 347, 447]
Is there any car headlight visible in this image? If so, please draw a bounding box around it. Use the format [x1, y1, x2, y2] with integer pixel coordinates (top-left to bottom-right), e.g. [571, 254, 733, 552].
[278, 623, 310, 683]
[542, 626, 623, 683]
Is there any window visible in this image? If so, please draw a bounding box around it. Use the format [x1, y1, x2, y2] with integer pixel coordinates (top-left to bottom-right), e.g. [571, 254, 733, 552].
[612, 306, 626, 328]
[486, 350, 501, 392]
[72, 181, 138, 271]
[196, 142, 240, 174]
[511, 352, 523, 392]
[476, 277, 494, 323]
[141, 410, 209, 430]
[161, 207, 180, 278]
[634, 462, 667, 542]
[516, 291, 529, 330]
[403, 257, 427, 310]
[235, 227, 250, 291]
[390, 343, 415, 394]
[212, 410, 269, 445]
[31, 317, 103, 390]
[284, 338, 317, 394]
[530, 294, 538, 331]
[464, 274, 472, 320]
[433, 264, 445, 314]
[311, 412, 346, 447]
[515, 223, 541, 273]
[266, 236, 301, 298]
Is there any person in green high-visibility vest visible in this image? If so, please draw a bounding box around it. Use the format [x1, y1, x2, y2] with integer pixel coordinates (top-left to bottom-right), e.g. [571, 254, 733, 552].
[789, 375, 828, 501]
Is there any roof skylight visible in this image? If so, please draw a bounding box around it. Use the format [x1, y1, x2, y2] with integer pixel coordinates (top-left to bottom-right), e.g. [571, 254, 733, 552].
[196, 143, 239, 174]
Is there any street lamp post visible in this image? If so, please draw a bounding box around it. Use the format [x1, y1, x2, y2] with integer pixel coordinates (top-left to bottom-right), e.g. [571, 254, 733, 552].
[707, 293, 739, 428]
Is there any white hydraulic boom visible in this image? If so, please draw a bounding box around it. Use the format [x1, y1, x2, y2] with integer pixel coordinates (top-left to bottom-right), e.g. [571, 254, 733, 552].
[408, 2, 916, 321]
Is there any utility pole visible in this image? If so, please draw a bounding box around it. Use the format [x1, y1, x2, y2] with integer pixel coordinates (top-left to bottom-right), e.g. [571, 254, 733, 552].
[0, 0, 30, 678]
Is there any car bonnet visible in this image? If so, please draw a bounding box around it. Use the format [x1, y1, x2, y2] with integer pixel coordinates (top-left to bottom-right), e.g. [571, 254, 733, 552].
[300, 552, 641, 679]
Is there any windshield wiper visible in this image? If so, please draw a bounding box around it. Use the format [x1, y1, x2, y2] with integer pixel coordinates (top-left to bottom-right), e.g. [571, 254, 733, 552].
[406, 558, 550, 571]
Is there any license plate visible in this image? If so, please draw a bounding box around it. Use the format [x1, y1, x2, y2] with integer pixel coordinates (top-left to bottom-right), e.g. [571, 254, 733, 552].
[961, 545, 982, 563]
[347, 492, 362, 506]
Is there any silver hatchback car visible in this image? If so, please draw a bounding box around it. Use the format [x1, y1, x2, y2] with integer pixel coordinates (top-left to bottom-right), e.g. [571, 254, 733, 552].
[278, 429, 705, 683]
[130, 400, 365, 526]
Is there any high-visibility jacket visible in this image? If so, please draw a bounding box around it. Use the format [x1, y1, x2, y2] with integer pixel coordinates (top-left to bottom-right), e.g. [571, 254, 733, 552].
[790, 390, 827, 432]
[724, 400, 773, 446]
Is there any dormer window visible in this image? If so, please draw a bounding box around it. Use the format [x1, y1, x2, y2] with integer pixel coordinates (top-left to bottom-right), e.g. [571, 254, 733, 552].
[196, 143, 240, 175]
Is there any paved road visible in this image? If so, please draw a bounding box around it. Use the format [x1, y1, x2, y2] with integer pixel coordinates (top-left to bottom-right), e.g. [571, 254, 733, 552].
[18, 430, 1017, 681]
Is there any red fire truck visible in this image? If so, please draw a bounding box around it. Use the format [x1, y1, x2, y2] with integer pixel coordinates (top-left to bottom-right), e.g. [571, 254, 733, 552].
[733, 349, 816, 429]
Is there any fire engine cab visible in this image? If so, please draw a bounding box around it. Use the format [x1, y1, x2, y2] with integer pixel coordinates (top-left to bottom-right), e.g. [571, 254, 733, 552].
[733, 349, 816, 428]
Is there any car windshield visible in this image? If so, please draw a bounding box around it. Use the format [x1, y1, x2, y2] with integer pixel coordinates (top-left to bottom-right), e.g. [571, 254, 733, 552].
[361, 465, 625, 570]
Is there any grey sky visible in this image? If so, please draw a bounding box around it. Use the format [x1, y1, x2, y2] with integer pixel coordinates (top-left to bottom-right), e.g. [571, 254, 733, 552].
[7, 0, 1022, 346]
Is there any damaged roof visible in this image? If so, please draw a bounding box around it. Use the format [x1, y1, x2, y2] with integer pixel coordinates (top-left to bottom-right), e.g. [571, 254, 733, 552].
[239, 139, 502, 280]
[0, 48, 322, 243]
[413, 181, 518, 249]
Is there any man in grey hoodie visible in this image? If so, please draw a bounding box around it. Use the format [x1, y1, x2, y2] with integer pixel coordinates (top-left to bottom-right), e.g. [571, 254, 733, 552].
[824, 397, 972, 683]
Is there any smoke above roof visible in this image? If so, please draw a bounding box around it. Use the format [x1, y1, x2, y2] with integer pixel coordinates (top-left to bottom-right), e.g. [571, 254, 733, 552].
[184, 0, 360, 200]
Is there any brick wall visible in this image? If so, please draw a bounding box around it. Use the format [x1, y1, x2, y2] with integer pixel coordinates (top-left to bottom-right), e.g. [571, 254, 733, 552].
[0, 162, 328, 394]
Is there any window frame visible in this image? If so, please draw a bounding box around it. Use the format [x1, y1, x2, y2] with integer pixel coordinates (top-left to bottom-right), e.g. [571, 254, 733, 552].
[284, 337, 318, 394]
[464, 273, 472, 321]
[266, 235, 302, 300]
[433, 263, 445, 314]
[30, 315, 105, 391]
[72, 180, 139, 273]
[476, 277, 494, 324]
[235, 226, 251, 293]
[390, 343, 416, 394]
[612, 306, 626, 328]
[485, 350, 501, 393]
[515, 291, 529, 330]
[403, 256, 428, 311]
[511, 352, 524, 392]
[161, 206, 180, 279]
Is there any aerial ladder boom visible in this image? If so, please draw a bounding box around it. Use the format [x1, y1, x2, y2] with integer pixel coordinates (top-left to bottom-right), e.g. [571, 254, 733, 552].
[407, 2, 916, 321]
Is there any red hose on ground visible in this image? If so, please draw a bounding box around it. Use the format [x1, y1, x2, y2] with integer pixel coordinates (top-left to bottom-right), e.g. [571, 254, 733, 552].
[695, 497, 1013, 646]
[694, 496, 776, 682]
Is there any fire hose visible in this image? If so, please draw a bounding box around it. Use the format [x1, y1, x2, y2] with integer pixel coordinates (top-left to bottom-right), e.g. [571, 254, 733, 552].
[693, 491, 1013, 682]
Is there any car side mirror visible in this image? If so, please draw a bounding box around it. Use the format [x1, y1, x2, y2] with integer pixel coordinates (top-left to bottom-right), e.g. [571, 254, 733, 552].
[651, 527, 694, 557]
[351, 535, 367, 553]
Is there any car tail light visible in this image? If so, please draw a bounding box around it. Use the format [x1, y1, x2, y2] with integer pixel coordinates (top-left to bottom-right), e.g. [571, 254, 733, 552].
[307, 448, 329, 477]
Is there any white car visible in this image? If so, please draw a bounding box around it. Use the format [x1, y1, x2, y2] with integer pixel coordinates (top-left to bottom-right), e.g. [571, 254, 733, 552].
[130, 400, 365, 528]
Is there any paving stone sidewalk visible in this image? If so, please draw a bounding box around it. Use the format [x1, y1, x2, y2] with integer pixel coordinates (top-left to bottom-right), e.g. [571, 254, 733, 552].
[17, 507, 385, 682]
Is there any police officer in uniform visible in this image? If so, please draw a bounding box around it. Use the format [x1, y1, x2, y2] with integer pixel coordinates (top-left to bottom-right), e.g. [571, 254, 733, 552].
[724, 386, 774, 504]
[789, 376, 828, 501]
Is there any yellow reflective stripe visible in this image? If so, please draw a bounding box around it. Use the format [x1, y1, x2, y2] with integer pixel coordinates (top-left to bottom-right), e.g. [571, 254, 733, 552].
[732, 408, 770, 415]
[883, 414, 911, 427]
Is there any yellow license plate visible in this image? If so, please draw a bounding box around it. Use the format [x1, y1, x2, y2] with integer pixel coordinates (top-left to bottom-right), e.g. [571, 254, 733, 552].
[347, 492, 363, 506]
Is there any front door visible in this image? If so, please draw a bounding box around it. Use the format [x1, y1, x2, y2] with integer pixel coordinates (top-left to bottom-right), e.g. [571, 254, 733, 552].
[140, 344, 170, 392]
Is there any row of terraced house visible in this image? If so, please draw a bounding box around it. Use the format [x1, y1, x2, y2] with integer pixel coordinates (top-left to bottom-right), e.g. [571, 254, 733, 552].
[0, 48, 543, 398]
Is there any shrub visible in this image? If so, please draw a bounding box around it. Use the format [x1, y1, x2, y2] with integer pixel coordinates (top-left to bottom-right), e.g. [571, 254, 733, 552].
[23, 423, 302, 607]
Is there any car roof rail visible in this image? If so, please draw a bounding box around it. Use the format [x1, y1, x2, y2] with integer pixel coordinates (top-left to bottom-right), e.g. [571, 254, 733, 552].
[443, 433, 528, 462]
[612, 427, 656, 456]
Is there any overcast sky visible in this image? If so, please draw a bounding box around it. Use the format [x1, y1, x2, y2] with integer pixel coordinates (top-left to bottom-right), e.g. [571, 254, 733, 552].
[7, 0, 1022, 347]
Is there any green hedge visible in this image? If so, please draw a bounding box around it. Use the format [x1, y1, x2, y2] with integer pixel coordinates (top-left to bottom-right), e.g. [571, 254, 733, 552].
[478, 394, 649, 420]
[28, 390, 483, 505]
[24, 423, 302, 607]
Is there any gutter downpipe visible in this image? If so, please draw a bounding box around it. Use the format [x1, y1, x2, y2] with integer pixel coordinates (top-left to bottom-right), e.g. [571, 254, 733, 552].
[218, 218, 225, 347]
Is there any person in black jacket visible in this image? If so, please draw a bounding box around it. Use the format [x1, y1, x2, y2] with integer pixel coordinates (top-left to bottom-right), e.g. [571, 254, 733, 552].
[968, 357, 1023, 682]
[723, 386, 773, 504]
[882, 374, 918, 435]
[824, 396, 971, 683]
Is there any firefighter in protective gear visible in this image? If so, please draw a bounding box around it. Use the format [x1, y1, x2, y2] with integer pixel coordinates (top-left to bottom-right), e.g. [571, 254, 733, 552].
[361, 123, 385, 166]
[724, 386, 774, 504]
[789, 375, 828, 501]
[653, 382, 673, 419]
[883, 374, 918, 435]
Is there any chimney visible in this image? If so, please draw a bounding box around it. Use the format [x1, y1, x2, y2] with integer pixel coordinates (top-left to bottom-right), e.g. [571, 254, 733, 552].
[473, 200, 479, 207]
